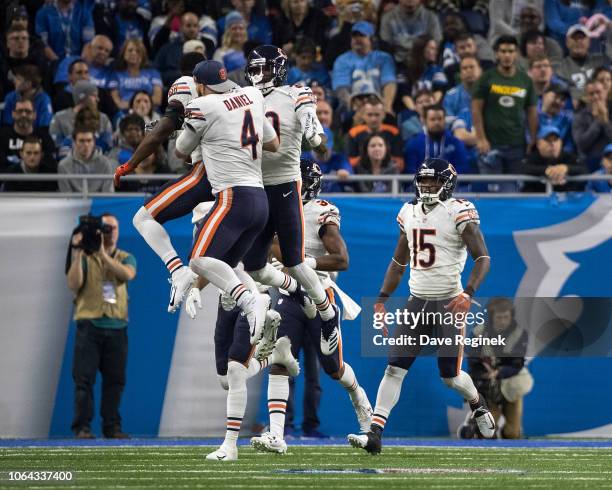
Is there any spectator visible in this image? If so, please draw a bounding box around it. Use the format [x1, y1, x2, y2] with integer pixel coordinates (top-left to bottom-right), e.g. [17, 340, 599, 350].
[315, 99, 337, 144]
[286, 38, 331, 88]
[270, 0, 331, 55]
[461, 298, 532, 440]
[116, 147, 171, 193]
[404, 104, 469, 174]
[489, 0, 545, 42]
[398, 88, 434, 141]
[440, 13, 494, 78]
[109, 39, 162, 111]
[522, 125, 587, 192]
[354, 133, 399, 192]
[528, 55, 561, 98]
[218, 0, 272, 45]
[539, 83, 575, 152]
[155, 12, 201, 88]
[556, 24, 610, 103]
[84, 35, 115, 90]
[472, 36, 538, 177]
[572, 79, 612, 171]
[593, 66, 612, 104]
[332, 21, 397, 115]
[444, 56, 482, 164]
[66, 213, 136, 438]
[1, 136, 58, 192]
[114, 91, 162, 128]
[443, 30, 495, 87]
[544, 0, 593, 46]
[379, 0, 442, 66]
[0, 99, 56, 171]
[312, 128, 355, 193]
[587, 143, 612, 192]
[58, 127, 115, 193]
[108, 114, 145, 166]
[400, 35, 448, 111]
[1, 65, 53, 129]
[213, 12, 249, 74]
[0, 25, 47, 96]
[50, 81, 114, 158]
[35, 0, 94, 61]
[518, 30, 563, 72]
[53, 59, 90, 112]
[322, 0, 377, 71]
[347, 98, 404, 170]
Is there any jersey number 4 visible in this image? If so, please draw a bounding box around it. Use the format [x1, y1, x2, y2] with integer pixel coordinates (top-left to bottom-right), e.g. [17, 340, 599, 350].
[241, 110, 260, 159]
[412, 229, 436, 267]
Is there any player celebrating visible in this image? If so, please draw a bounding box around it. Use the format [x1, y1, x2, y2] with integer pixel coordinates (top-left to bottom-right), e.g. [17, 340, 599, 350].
[348, 158, 495, 455]
[175, 60, 279, 343]
[250, 160, 372, 455]
[241, 45, 342, 357]
[113, 52, 212, 313]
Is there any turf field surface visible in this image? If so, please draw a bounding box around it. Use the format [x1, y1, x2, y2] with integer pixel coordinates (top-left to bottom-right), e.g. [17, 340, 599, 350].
[2, 439, 612, 489]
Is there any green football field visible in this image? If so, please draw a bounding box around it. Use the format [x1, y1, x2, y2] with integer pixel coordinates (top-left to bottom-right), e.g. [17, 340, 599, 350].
[2, 443, 612, 489]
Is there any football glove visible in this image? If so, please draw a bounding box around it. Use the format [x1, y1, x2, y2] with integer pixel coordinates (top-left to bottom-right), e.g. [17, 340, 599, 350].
[185, 287, 202, 319]
[374, 302, 389, 337]
[220, 291, 237, 311]
[444, 292, 472, 327]
[114, 162, 135, 188]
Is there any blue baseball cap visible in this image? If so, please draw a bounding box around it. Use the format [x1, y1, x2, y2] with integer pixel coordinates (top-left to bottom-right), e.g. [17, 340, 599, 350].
[193, 60, 238, 93]
[351, 21, 375, 37]
[604, 143, 612, 156]
[537, 125, 561, 139]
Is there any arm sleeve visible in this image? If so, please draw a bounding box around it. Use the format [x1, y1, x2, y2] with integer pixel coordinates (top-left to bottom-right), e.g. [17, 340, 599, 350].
[544, 0, 570, 39]
[331, 55, 352, 90]
[293, 87, 324, 143]
[57, 162, 70, 192]
[453, 201, 480, 234]
[471, 73, 487, 101]
[380, 53, 397, 86]
[396, 203, 408, 233]
[176, 103, 207, 155]
[35, 9, 49, 46]
[121, 253, 137, 271]
[572, 113, 604, 153]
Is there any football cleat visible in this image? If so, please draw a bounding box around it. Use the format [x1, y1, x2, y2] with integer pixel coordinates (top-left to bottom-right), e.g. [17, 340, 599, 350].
[472, 396, 496, 439]
[348, 430, 381, 455]
[320, 304, 340, 355]
[205, 445, 238, 461]
[269, 336, 300, 377]
[244, 294, 271, 345]
[289, 287, 317, 319]
[457, 410, 478, 439]
[250, 432, 287, 454]
[352, 387, 373, 433]
[168, 266, 197, 313]
[254, 309, 281, 361]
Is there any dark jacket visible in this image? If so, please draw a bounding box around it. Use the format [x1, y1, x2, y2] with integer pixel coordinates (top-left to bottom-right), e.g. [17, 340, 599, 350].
[522, 149, 588, 192]
[1, 161, 58, 192]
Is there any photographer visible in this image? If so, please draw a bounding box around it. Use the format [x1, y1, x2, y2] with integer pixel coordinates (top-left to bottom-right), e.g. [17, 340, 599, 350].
[459, 298, 533, 439]
[66, 214, 136, 439]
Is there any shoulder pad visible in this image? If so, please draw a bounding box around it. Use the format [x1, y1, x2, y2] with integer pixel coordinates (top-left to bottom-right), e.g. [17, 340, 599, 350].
[313, 199, 340, 227]
[396, 202, 412, 233]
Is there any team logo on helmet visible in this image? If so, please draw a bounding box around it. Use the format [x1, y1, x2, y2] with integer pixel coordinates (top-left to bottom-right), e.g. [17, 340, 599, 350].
[219, 68, 227, 80]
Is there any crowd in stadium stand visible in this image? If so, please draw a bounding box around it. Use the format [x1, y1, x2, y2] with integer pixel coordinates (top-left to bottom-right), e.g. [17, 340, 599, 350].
[0, 0, 610, 193]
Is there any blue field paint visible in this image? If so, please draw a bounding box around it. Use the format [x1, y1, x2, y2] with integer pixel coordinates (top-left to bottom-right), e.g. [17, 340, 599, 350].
[2, 438, 612, 448]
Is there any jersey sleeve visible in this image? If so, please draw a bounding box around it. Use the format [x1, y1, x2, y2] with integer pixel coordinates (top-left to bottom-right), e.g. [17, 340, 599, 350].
[396, 203, 410, 234]
[262, 115, 277, 143]
[167, 79, 194, 109]
[176, 100, 208, 156]
[314, 200, 341, 235]
[291, 85, 324, 143]
[451, 199, 480, 234]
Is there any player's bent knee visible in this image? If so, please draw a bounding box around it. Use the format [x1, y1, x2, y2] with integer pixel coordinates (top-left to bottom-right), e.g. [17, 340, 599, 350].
[385, 364, 408, 379]
[227, 361, 248, 387]
[247, 267, 267, 283]
[270, 364, 289, 376]
[441, 376, 459, 389]
[217, 374, 229, 391]
[133, 206, 153, 230]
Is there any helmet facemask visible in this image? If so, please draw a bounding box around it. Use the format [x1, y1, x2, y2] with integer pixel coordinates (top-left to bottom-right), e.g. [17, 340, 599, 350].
[416, 175, 447, 205]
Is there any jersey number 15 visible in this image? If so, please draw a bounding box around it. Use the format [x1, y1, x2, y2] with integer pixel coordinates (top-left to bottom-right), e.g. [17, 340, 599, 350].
[412, 229, 436, 267]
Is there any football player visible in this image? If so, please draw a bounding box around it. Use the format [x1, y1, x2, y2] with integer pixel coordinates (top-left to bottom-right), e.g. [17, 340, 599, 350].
[348, 157, 495, 455]
[249, 160, 373, 455]
[174, 60, 279, 343]
[241, 45, 342, 358]
[113, 52, 212, 313]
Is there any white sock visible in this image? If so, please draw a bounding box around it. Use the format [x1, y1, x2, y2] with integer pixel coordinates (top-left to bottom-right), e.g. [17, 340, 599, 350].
[338, 362, 361, 403]
[247, 357, 268, 378]
[267, 374, 289, 438]
[248, 264, 298, 292]
[133, 207, 182, 274]
[190, 257, 253, 309]
[287, 262, 334, 320]
[442, 370, 479, 405]
[234, 264, 260, 294]
[223, 362, 248, 448]
[371, 365, 407, 431]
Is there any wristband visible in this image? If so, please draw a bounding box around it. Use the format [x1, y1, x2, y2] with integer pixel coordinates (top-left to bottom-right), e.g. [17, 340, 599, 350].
[464, 286, 475, 297]
[378, 292, 390, 300]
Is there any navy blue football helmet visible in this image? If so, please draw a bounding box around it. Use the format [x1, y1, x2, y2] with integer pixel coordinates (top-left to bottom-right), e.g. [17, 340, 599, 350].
[300, 158, 322, 202]
[414, 158, 457, 204]
[245, 45, 288, 90]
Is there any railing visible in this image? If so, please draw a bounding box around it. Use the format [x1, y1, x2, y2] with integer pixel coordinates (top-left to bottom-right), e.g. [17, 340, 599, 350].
[0, 173, 609, 199]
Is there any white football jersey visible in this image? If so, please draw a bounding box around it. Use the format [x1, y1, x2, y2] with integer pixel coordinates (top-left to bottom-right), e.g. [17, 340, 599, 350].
[396, 198, 480, 299]
[167, 76, 202, 163]
[303, 198, 341, 289]
[179, 86, 277, 194]
[261, 85, 323, 186]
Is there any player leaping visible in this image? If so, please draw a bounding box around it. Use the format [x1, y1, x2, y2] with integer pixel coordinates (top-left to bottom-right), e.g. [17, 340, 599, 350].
[348, 158, 495, 454]
[241, 45, 341, 357]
